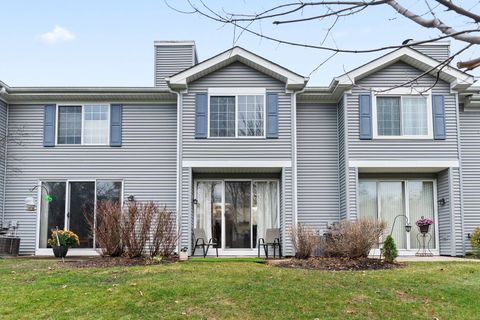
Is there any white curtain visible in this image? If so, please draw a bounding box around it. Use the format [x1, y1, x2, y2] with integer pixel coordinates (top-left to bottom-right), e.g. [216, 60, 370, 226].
[379, 182, 406, 249]
[402, 96, 428, 136]
[195, 182, 213, 240]
[39, 185, 50, 248]
[359, 181, 377, 220]
[255, 181, 278, 242]
[409, 181, 435, 249]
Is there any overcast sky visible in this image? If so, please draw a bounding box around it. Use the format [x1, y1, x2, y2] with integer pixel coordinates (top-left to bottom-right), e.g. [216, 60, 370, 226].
[0, 0, 478, 87]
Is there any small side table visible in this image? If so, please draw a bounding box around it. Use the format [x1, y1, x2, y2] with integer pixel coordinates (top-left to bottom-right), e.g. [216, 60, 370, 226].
[415, 233, 433, 257]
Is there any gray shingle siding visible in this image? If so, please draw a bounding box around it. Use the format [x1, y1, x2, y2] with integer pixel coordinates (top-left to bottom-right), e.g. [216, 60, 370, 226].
[348, 62, 459, 160]
[5, 104, 177, 254]
[459, 109, 480, 252]
[296, 104, 339, 230]
[411, 43, 450, 61]
[0, 101, 6, 226]
[337, 97, 347, 220]
[437, 169, 452, 255]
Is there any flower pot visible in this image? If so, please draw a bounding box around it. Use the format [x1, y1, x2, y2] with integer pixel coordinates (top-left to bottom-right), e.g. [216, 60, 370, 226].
[419, 225, 430, 234]
[52, 245, 69, 258]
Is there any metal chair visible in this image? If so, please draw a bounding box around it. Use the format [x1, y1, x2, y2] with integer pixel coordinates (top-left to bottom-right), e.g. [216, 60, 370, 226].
[192, 228, 218, 258]
[258, 228, 281, 259]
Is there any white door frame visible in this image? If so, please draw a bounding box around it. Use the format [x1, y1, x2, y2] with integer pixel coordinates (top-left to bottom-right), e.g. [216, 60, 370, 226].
[360, 178, 440, 256]
[193, 179, 280, 256]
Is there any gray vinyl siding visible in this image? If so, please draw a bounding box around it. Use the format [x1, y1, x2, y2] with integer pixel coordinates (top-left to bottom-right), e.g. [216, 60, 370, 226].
[347, 62, 459, 160]
[450, 167, 463, 255]
[179, 167, 192, 252]
[459, 109, 480, 252]
[0, 101, 6, 226]
[348, 167, 358, 220]
[437, 169, 452, 255]
[282, 167, 293, 256]
[296, 104, 339, 229]
[181, 62, 292, 161]
[337, 98, 347, 220]
[5, 104, 177, 254]
[411, 44, 450, 61]
[155, 44, 195, 88]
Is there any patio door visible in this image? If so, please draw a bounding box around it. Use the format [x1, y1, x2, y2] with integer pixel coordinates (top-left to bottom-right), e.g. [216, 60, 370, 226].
[194, 180, 279, 251]
[67, 182, 95, 248]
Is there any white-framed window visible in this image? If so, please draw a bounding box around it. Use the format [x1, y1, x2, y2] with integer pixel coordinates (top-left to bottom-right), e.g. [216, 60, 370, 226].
[372, 88, 433, 139]
[57, 104, 110, 145]
[208, 88, 266, 138]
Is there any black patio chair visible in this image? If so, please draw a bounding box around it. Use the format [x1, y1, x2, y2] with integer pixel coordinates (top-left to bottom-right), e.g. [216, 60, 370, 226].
[192, 228, 218, 258]
[258, 228, 281, 259]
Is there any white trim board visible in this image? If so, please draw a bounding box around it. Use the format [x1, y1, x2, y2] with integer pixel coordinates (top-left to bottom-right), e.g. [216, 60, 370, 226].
[350, 160, 459, 168]
[182, 160, 292, 168]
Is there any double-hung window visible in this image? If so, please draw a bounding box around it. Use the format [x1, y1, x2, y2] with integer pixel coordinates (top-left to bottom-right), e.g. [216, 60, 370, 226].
[208, 89, 266, 138]
[57, 104, 110, 145]
[374, 92, 432, 139]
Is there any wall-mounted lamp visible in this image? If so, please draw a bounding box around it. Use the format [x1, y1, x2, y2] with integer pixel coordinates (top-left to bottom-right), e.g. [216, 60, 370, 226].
[437, 198, 446, 206]
[127, 195, 135, 202]
[192, 199, 199, 205]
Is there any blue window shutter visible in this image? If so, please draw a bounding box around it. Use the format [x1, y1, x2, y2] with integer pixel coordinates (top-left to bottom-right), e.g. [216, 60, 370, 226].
[359, 95, 372, 140]
[43, 105, 56, 147]
[266, 93, 278, 139]
[433, 95, 446, 140]
[195, 93, 208, 139]
[110, 104, 123, 147]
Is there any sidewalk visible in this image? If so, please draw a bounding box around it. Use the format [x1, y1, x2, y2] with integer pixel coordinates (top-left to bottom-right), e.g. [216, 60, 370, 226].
[396, 256, 480, 262]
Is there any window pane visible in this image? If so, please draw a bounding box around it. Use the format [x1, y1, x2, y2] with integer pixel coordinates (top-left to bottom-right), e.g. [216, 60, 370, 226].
[377, 97, 401, 136]
[402, 97, 428, 136]
[69, 182, 95, 248]
[39, 182, 66, 248]
[210, 96, 235, 137]
[409, 181, 435, 249]
[379, 181, 406, 249]
[359, 181, 377, 220]
[83, 104, 109, 144]
[96, 180, 122, 203]
[238, 95, 264, 137]
[58, 106, 82, 144]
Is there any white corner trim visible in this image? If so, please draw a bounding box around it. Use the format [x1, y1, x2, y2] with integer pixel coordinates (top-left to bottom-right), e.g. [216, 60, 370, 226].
[182, 160, 292, 168]
[349, 160, 459, 168]
[208, 87, 266, 95]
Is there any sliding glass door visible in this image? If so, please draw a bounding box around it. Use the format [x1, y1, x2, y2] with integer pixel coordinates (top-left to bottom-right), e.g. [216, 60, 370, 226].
[194, 180, 279, 250]
[39, 180, 122, 249]
[359, 179, 436, 251]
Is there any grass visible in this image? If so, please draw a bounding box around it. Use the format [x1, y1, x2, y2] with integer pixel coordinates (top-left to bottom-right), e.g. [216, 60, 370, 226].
[0, 258, 479, 319]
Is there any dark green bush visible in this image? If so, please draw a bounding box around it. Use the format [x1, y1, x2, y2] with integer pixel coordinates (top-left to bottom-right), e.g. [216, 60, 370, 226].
[383, 235, 398, 263]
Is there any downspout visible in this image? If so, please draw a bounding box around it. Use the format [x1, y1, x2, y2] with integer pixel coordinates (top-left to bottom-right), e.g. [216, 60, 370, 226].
[1, 102, 8, 228]
[168, 88, 182, 253]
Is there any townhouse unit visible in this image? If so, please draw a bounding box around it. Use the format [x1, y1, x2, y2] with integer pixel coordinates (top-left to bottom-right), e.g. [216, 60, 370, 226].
[1, 40, 479, 257]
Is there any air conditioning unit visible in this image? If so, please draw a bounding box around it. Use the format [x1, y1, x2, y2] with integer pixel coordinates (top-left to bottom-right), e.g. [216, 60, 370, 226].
[0, 237, 20, 256]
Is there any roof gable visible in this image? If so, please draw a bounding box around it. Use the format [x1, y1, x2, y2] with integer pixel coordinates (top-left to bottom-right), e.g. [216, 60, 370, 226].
[335, 47, 474, 91]
[166, 47, 308, 91]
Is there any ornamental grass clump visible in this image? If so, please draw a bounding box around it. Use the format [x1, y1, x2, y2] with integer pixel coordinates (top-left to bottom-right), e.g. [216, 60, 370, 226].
[290, 224, 319, 259]
[47, 229, 80, 247]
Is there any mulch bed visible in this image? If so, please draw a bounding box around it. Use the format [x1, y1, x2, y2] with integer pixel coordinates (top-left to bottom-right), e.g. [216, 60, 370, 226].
[60, 256, 178, 268]
[273, 257, 403, 271]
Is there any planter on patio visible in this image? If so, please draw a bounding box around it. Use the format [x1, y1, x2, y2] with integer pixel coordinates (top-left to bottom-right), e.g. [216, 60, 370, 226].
[52, 245, 69, 258]
[419, 225, 430, 234]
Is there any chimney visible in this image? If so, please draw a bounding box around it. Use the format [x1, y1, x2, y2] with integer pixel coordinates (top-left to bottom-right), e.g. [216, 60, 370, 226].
[411, 40, 450, 62]
[154, 41, 198, 88]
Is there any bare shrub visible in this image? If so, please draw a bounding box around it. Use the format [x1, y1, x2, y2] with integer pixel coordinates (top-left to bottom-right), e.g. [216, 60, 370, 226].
[122, 201, 154, 258]
[85, 200, 123, 257]
[323, 218, 386, 259]
[149, 206, 180, 258]
[290, 224, 319, 259]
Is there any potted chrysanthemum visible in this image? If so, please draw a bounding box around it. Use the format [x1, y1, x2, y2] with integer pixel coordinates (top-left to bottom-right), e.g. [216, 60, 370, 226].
[416, 217, 434, 234]
[48, 229, 80, 258]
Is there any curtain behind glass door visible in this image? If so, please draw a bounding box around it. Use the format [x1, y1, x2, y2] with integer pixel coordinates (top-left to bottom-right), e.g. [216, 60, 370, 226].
[39, 182, 66, 248]
[379, 182, 406, 249]
[409, 181, 435, 249]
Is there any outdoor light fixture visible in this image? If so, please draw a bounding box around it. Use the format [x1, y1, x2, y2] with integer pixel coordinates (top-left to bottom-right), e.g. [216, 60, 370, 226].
[437, 198, 446, 206]
[192, 199, 199, 205]
[405, 222, 412, 233]
[127, 195, 135, 202]
[24, 185, 51, 212]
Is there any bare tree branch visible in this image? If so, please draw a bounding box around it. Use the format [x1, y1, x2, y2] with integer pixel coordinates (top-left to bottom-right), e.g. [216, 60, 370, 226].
[435, 0, 480, 23]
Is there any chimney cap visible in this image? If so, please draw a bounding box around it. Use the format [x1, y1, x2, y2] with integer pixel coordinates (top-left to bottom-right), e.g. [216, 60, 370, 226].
[154, 40, 196, 46]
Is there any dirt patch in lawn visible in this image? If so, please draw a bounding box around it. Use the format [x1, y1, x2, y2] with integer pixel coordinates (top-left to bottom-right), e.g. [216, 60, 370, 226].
[59, 256, 178, 268]
[273, 257, 403, 271]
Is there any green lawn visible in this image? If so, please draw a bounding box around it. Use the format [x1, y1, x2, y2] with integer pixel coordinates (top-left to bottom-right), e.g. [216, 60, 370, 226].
[0, 258, 479, 319]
